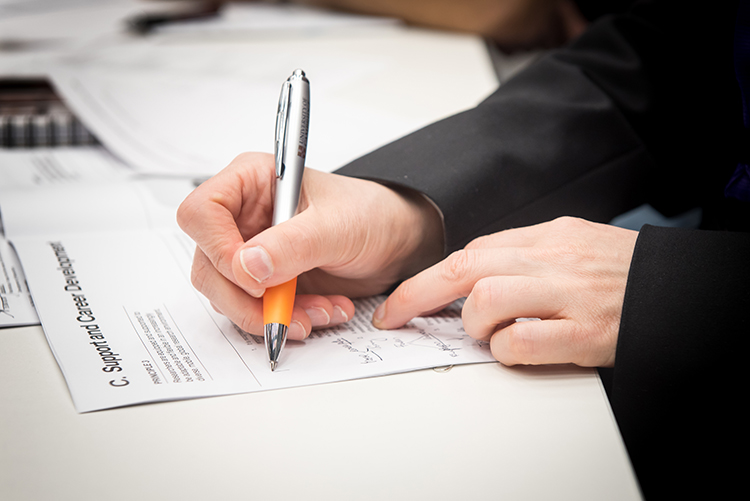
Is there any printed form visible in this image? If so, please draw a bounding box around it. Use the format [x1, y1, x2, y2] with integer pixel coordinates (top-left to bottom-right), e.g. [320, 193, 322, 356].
[0, 238, 38, 328]
[0, 147, 132, 328]
[0, 153, 493, 412]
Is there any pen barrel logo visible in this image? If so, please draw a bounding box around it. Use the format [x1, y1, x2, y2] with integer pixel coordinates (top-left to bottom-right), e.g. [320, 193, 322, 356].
[298, 97, 309, 158]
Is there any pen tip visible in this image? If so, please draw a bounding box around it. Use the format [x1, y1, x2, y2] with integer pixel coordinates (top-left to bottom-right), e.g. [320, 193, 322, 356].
[270, 360, 277, 372]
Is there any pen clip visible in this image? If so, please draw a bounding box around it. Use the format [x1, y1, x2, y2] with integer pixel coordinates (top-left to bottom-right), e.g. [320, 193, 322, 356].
[274, 80, 292, 179]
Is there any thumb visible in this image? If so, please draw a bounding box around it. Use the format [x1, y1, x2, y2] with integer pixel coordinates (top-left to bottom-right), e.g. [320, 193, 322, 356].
[230, 207, 335, 294]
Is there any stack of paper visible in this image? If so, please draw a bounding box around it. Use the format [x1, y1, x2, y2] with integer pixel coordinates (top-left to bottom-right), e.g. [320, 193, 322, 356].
[0, 149, 494, 412]
[0, 3, 500, 412]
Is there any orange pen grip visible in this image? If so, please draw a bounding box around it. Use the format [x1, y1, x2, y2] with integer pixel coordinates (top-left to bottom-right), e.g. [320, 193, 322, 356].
[263, 277, 297, 326]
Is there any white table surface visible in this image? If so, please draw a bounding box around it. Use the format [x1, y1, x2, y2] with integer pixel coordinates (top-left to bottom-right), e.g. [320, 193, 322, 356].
[1, 325, 641, 500]
[1, 3, 641, 499]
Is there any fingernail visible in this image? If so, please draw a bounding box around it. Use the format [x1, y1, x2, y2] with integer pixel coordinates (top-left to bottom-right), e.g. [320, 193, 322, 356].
[240, 246, 273, 283]
[289, 320, 307, 340]
[332, 305, 349, 323]
[372, 302, 385, 327]
[305, 307, 330, 327]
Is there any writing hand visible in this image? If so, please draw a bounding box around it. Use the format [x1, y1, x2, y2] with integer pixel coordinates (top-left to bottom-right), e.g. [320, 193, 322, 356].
[372, 217, 638, 367]
[177, 152, 443, 340]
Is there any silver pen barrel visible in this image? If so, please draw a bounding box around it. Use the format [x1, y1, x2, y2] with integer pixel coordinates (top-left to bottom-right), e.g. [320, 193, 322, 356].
[272, 69, 310, 226]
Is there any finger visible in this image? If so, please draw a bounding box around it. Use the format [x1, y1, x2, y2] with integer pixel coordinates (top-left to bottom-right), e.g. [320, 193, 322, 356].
[191, 240, 353, 340]
[191, 249, 265, 335]
[294, 294, 354, 329]
[193, 252, 310, 340]
[461, 276, 564, 341]
[373, 247, 538, 329]
[177, 153, 274, 283]
[259, 294, 354, 340]
[490, 318, 613, 367]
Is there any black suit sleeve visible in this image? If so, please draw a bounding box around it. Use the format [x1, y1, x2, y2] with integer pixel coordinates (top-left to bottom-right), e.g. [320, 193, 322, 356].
[335, 2, 746, 497]
[335, 3, 706, 254]
[332, 2, 748, 497]
[336, 1, 737, 254]
[612, 225, 749, 499]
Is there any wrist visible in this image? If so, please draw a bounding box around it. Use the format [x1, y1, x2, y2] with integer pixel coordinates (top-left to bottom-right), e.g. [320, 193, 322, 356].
[386, 184, 445, 281]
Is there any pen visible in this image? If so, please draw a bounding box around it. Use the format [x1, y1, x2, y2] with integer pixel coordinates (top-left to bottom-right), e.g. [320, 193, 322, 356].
[264, 69, 310, 371]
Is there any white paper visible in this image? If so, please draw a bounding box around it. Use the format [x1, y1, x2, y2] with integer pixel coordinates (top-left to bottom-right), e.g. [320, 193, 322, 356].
[0, 0, 203, 76]
[10, 227, 492, 412]
[0, 157, 493, 412]
[0, 147, 133, 329]
[0, 147, 131, 188]
[49, 26, 498, 175]
[0, 179, 191, 238]
[0, 237, 39, 328]
[1, 10, 499, 411]
[0, 0, 201, 42]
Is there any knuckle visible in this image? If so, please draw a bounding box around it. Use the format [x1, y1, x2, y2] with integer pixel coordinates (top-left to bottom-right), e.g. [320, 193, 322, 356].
[439, 249, 473, 283]
[547, 216, 587, 240]
[465, 234, 492, 250]
[232, 151, 255, 165]
[176, 197, 198, 232]
[201, 240, 233, 277]
[393, 277, 419, 306]
[234, 308, 261, 336]
[471, 277, 502, 314]
[550, 215, 584, 230]
[503, 325, 538, 364]
[190, 256, 211, 295]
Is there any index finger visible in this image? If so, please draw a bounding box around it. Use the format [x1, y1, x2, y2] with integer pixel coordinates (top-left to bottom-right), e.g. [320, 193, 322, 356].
[373, 247, 530, 330]
[177, 153, 274, 283]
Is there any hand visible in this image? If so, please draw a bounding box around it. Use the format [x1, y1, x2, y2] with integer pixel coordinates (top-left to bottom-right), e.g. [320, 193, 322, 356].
[372, 217, 638, 367]
[176, 152, 443, 340]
